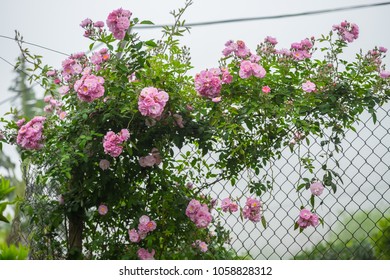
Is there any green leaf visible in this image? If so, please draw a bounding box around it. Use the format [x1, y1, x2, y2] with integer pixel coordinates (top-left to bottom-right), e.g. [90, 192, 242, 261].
[145, 40, 158, 48]
[0, 213, 9, 223]
[140, 20, 154, 25]
[331, 182, 337, 194]
[310, 195, 315, 208]
[261, 216, 267, 229]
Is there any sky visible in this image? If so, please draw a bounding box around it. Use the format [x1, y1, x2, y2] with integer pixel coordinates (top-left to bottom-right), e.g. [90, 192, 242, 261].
[1, 0, 390, 110]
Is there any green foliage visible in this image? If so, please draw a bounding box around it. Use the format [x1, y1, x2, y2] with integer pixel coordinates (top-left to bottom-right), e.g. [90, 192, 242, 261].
[0, 242, 29, 260]
[294, 240, 376, 260]
[1, 1, 389, 259]
[0, 177, 15, 223]
[294, 211, 390, 260]
[372, 217, 390, 259]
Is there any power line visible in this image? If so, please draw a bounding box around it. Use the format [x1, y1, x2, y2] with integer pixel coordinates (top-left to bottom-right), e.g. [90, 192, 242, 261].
[0, 35, 69, 56]
[133, 1, 390, 29]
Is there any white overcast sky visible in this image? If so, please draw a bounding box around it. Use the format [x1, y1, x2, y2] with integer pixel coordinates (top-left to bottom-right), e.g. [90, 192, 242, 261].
[0, 0, 390, 129]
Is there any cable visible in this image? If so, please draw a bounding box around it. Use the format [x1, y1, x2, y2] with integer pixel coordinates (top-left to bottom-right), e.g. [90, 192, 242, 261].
[133, 1, 390, 29]
[0, 35, 69, 56]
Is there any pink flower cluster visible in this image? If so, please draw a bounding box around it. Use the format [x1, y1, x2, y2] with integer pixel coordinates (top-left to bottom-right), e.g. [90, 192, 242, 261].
[74, 74, 105, 102]
[90, 48, 110, 70]
[297, 209, 319, 229]
[61, 55, 86, 81]
[128, 215, 157, 243]
[137, 248, 155, 260]
[138, 87, 169, 119]
[290, 38, 313, 61]
[242, 197, 262, 223]
[310, 182, 324, 196]
[380, 70, 390, 79]
[43, 96, 67, 119]
[16, 116, 46, 150]
[194, 68, 232, 99]
[332, 21, 359, 43]
[192, 240, 208, 253]
[239, 60, 266, 79]
[139, 148, 162, 167]
[222, 40, 250, 57]
[106, 8, 132, 40]
[80, 18, 105, 38]
[221, 198, 238, 213]
[103, 129, 130, 157]
[185, 199, 213, 228]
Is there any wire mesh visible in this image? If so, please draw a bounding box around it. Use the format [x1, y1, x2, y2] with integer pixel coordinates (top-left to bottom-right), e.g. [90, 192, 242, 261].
[22, 103, 390, 259]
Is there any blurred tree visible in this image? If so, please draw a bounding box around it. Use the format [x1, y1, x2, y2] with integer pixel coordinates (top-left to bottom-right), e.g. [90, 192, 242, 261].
[0, 55, 43, 247]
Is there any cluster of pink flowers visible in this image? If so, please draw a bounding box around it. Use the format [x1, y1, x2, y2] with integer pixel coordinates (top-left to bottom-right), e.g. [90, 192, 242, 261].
[290, 38, 313, 61]
[43, 96, 67, 120]
[138, 87, 169, 119]
[289, 131, 305, 146]
[103, 129, 130, 157]
[192, 240, 208, 253]
[61, 56, 85, 81]
[74, 74, 105, 102]
[194, 68, 232, 99]
[380, 70, 390, 79]
[302, 80, 316, 93]
[137, 248, 155, 260]
[90, 48, 110, 70]
[221, 198, 238, 213]
[332, 21, 359, 43]
[242, 197, 262, 223]
[138, 148, 162, 167]
[16, 116, 46, 150]
[80, 18, 105, 38]
[264, 36, 278, 46]
[185, 199, 213, 228]
[128, 215, 157, 243]
[297, 208, 319, 229]
[239, 60, 266, 79]
[222, 40, 250, 57]
[106, 8, 132, 40]
[310, 182, 324, 196]
[98, 204, 108, 215]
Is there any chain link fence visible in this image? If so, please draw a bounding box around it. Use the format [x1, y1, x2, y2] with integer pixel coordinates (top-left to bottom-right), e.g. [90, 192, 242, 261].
[18, 103, 390, 259]
[211, 103, 390, 259]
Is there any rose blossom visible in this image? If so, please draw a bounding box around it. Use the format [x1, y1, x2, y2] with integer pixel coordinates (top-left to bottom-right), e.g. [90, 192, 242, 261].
[138, 87, 169, 119]
[239, 60, 266, 79]
[16, 116, 46, 150]
[103, 129, 129, 158]
[128, 229, 140, 243]
[302, 81, 316, 92]
[98, 204, 108, 215]
[242, 197, 262, 222]
[297, 208, 319, 229]
[106, 8, 132, 40]
[262, 86, 271, 94]
[310, 182, 324, 196]
[137, 248, 155, 260]
[99, 159, 110, 170]
[74, 74, 105, 102]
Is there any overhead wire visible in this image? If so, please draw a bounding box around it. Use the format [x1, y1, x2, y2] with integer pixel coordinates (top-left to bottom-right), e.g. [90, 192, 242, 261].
[133, 1, 390, 29]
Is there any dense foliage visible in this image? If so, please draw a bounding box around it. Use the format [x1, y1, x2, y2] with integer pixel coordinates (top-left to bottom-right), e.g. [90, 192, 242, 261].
[1, 1, 389, 259]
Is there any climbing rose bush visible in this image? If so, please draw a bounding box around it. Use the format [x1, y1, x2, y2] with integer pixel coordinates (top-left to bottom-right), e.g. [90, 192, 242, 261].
[1, 1, 389, 260]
